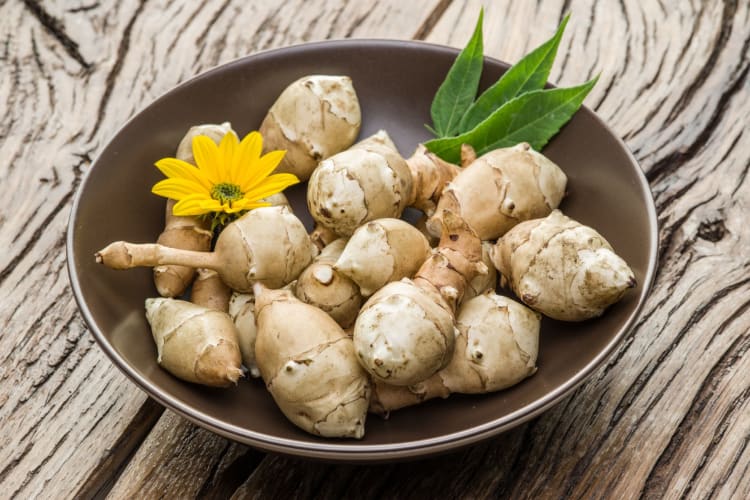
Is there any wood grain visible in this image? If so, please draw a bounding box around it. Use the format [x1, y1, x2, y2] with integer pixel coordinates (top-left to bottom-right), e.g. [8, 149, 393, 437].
[1, 0, 748, 498]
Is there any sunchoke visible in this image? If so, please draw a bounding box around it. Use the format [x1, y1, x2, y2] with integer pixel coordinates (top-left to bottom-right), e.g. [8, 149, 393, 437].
[464, 242, 498, 300]
[352, 211, 487, 386]
[191, 268, 231, 312]
[307, 132, 460, 238]
[427, 142, 567, 240]
[491, 209, 636, 321]
[295, 239, 363, 328]
[227, 292, 259, 378]
[260, 75, 361, 181]
[253, 283, 370, 438]
[96, 206, 316, 292]
[145, 297, 243, 387]
[370, 292, 540, 413]
[334, 218, 431, 297]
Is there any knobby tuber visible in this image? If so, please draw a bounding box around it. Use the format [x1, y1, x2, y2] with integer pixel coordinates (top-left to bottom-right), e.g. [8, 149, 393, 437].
[464, 241, 498, 300]
[295, 239, 363, 328]
[227, 292, 259, 378]
[96, 206, 315, 292]
[260, 75, 361, 181]
[153, 123, 232, 297]
[491, 209, 636, 321]
[334, 218, 431, 297]
[352, 211, 487, 386]
[307, 132, 461, 238]
[370, 292, 540, 413]
[253, 283, 370, 438]
[145, 298, 243, 387]
[427, 142, 567, 240]
[191, 268, 231, 312]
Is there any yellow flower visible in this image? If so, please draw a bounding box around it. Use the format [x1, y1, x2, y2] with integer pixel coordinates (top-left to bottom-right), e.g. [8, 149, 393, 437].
[151, 131, 298, 221]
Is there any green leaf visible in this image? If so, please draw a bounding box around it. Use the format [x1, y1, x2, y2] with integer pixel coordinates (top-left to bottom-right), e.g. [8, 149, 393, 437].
[429, 9, 485, 137]
[458, 14, 570, 132]
[424, 76, 598, 163]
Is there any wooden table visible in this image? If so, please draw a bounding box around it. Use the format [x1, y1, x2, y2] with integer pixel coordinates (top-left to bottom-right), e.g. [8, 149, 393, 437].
[2, 0, 749, 497]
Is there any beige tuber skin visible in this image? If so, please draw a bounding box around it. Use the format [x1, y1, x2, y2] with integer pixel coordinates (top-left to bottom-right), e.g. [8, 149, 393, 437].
[295, 239, 363, 328]
[260, 75, 361, 181]
[227, 292, 260, 378]
[307, 131, 461, 238]
[352, 211, 487, 386]
[334, 218, 431, 297]
[153, 123, 233, 297]
[96, 206, 316, 292]
[253, 283, 370, 438]
[464, 241, 498, 300]
[427, 142, 568, 240]
[191, 268, 232, 312]
[491, 209, 636, 321]
[370, 292, 540, 414]
[145, 297, 243, 387]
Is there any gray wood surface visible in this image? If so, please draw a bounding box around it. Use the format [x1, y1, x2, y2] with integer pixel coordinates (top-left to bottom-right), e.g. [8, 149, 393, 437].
[1, 0, 748, 498]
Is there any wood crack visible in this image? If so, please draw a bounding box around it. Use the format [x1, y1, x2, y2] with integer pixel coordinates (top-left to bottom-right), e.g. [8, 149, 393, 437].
[21, 0, 92, 70]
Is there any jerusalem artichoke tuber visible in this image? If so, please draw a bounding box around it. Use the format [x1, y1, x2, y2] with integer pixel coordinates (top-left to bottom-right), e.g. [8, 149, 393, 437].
[145, 297, 243, 387]
[227, 292, 260, 378]
[253, 283, 370, 438]
[464, 242, 498, 300]
[260, 75, 361, 181]
[295, 239, 363, 328]
[427, 142, 567, 240]
[370, 291, 540, 413]
[333, 218, 431, 297]
[491, 209, 636, 321]
[96, 206, 316, 292]
[352, 211, 487, 386]
[191, 268, 232, 312]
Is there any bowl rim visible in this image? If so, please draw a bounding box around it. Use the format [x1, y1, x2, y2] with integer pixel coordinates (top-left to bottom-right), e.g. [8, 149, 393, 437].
[66, 38, 659, 462]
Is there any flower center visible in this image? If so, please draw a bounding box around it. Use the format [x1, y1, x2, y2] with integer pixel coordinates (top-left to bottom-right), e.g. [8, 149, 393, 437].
[211, 182, 243, 205]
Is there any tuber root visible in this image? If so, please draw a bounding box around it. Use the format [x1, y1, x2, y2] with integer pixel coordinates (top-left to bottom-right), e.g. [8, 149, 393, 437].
[295, 239, 363, 328]
[145, 297, 243, 387]
[370, 291, 540, 414]
[260, 75, 361, 181]
[307, 131, 412, 237]
[96, 206, 316, 292]
[253, 283, 370, 438]
[227, 292, 260, 378]
[191, 268, 231, 312]
[333, 218, 431, 297]
[352, 210, 487, 386]
[491, 209, 636, 321]
[152, 123, 232, 297]
[307, 132, 461, 238]
[427, 142, 567, 240]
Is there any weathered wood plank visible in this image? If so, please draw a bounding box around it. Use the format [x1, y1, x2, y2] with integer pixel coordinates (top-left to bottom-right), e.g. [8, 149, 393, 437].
[0, 0, 447, 497]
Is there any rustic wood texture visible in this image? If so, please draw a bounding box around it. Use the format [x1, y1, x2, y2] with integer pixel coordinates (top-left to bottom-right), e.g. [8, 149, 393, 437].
[0, 0, 748, 498]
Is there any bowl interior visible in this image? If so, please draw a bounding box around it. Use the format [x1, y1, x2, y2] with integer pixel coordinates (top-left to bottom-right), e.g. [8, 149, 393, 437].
[68, 40, 657, 460]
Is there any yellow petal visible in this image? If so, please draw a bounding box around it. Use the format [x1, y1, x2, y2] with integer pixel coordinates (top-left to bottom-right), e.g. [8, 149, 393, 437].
[152, 178, 209, 200]
[244, 173, 300, 201]
[198, 199, 223, 212]
[155, 158, 211, 190]
[192, 135, 220, 183]
[232, 131, 263, 183]
[240, 150, 287, 191]
[173, 193, 212, 216]
[218, 132, 238, 180]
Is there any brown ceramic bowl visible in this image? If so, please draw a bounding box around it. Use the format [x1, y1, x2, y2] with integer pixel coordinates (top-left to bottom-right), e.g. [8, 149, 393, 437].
[67, 40, 658, 462]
